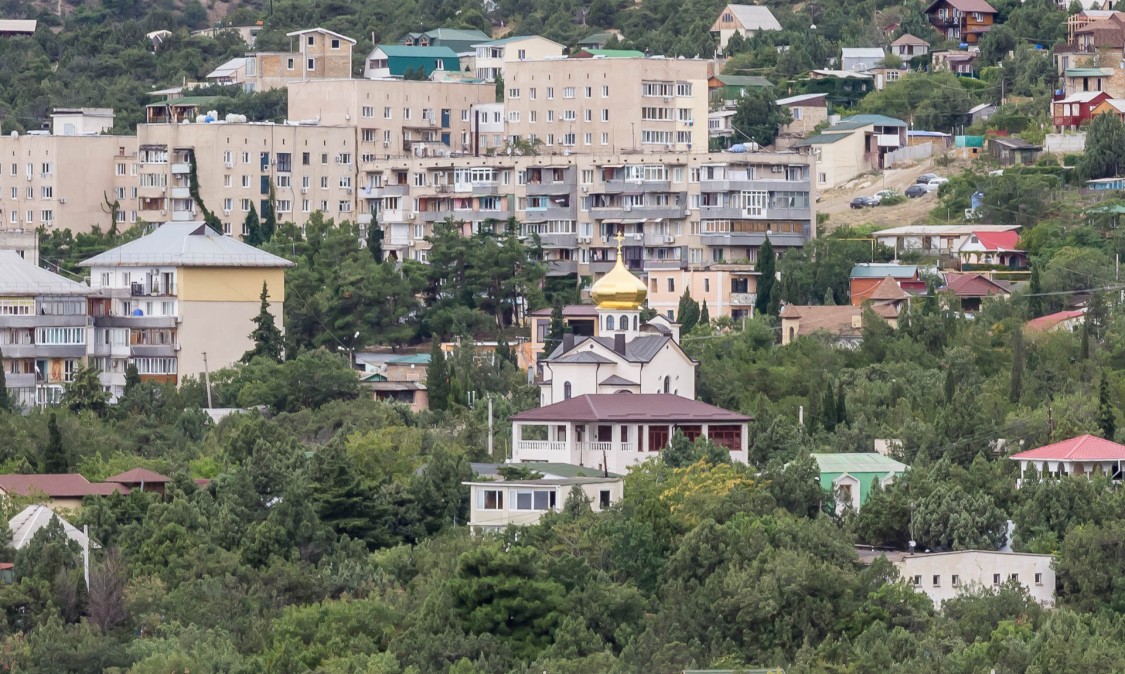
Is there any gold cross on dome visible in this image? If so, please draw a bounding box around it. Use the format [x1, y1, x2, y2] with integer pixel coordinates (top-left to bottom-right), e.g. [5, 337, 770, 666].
[614, 230, 624, 253]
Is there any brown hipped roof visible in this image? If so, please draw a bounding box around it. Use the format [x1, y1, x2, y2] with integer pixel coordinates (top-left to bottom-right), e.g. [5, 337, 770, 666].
[104, 468, 173, 484]
[511, 394, 751, 423]
[925, 0, 997, 13]
[779, 304, 897, 339]
[891, 33, 929, 46]
[0, 474, 129, 498]
[867, 275, 911, 301]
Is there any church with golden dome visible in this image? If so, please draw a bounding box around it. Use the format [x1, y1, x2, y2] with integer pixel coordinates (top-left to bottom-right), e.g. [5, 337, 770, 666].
[537, 233, 697, 406]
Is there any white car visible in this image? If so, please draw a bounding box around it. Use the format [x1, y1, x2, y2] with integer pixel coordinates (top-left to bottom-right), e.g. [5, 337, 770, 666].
[924, 177, 948, 192]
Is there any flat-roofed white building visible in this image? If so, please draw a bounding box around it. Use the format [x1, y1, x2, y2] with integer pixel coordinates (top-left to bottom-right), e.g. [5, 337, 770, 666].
[464, 473, 623, 532]
[870, 550, 1056, 609]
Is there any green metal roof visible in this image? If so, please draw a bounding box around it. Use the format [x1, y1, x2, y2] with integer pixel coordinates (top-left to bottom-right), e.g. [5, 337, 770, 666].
[1065, 67, 1113, 77]
[811, 453, 908, 474]
[715, 75, 773, 88]
[579, 31, 613, 45]
[581, 48, 644, 57]
[794, 132, 851, 146]
[376, 44, 458, 58]
[832, 113, 908, 130]
[389, 353, 432, 365]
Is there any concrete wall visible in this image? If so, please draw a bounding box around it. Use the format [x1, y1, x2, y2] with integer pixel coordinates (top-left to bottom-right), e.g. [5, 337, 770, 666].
[178, 298, 283, 377]
[468, 479, 623, 530]
[896, 551, 1055, 608]
[1044, 132, 1086, 153]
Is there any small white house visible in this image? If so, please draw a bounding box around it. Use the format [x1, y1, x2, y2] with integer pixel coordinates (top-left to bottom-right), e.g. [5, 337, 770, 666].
[464, 474, 623, 532]
[841, 47, 886, 72]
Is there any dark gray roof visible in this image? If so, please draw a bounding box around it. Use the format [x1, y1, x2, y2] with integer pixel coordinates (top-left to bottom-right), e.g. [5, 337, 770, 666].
[600, 374, 639, 386]
[546, 334, 674, 364]
[551, 351, 616, 364]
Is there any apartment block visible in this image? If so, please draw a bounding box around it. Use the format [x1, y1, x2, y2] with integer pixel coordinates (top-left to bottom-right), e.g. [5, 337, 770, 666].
[0, 131, 139, 234]
[134, 122, 358, 232]
[359, 151, 815, 291]
[0, 250, 92, 408]
[471, 35, 566, 82]
[502, 57, 710, 153]
[80, 222, 293, 390]
[287, 78, 496, 158]
[244, 28, 356, 91]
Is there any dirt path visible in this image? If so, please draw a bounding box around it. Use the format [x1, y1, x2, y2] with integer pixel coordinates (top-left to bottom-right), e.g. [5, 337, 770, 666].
[816, 156, 974, 232]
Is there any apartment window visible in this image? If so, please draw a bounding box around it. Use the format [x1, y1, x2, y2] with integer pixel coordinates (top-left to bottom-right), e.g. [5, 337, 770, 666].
[320, 200, 328, 211]
[320, 176, 329, 189]
[276, 200, 292, 213]
[242, 152, 251, 164]
[601, 85, 609, 97]
[704, 278, 710, 293]
[403, 108, 412, 120]
[581, 170, 593, 184]
[223, 198, 233, 211]
[514, 490, 556, 511]
[508, 88, 520, 99]
[302, 152, 311, 165]
[601, 109, 609, 122]
[223, 175, 232, 188]
[40, 186, 52, 199]
[307, 35, 314, 46]
[41, 210, 52, 224]
[585, 86, 593, 98]
[302, 199, 310, 212]
[287, 58, 295, 70]
[241, 198, 252, 211]
[36, 327, 84, 345]
[667, 278, 675, 293]
[275, 175, 291, 188]
[951, 575, 960, 587]
[242, 176, 250, 188]
[25, 187, 32, 199]
[339, 200, 352, 212]
[1034, 573, 1043, 585]
[307, 58, 315, 70]
[676, 82, 692, 96]
[1009, 573, 1019, 581]
[321, 153, 329, 165]
[601, 132, 609, 145]
[508, 111, 520, 122]
[116, 163, 126, 176]
[563, 87, 575, 99]
[584, 109, 592, 122]
[562, 133, 576, 146]
[563, 110, 576, 121]
[529, 87, 537, 100]
[547, 87, 554, 99]
[993, 574, 1001, 586]
[584, 133, 592, 145]
[547, 111, 555, 122]
[517, 48, 526, 59]
[384, 107, 393, 119]
[331, 38, 340, 48]
[337, 153, 352, 165]
[339, 176, 353, 189]
[134, 357, 177, 375]
[529, 111, 537, 123]
[478, 490, 504, 510]
[301, 176, 310, 189]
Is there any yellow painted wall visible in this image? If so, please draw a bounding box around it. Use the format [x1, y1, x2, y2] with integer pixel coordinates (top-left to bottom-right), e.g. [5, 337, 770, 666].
[178, 267, 286, 303]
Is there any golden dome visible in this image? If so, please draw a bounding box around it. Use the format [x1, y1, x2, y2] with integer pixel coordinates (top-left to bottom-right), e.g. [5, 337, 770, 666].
[591, 235, 647, 310]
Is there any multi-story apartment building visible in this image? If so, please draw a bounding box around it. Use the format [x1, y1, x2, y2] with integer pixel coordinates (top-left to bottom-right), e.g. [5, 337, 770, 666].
[0, 250, 92, 408]
[0, 130, 139, 235]
[502, 56, 710, 153]
[134, 121, 358, 233]
[358, 151, 815, 286]
[287, 78, 497, 158]
[244, 28, 356, 91]
[471, 35, 565, 82]
[80, 222, 293, 390]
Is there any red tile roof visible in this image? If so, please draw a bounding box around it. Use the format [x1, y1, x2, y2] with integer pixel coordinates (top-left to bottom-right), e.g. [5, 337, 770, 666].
[104, 468, 172, 484]
[1011, 434, 1125, 461]
[0, 474, 129, 498]
[1025, 309, 1085, 334]
[972, 230, 1021, 252]
[511, 394, 751, 423]
[867, 275, 910, 302]
[943, 273, 1011, 297]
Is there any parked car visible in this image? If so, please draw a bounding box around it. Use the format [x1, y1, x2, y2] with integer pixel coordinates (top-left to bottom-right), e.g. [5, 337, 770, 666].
[905, 184, 928, 198]
[916, 173, 939, 184]
[850, 196, 879, 209]
[923, 177, 949, 192]
[874, 190, 899, 201]
[989, 169, 1004, 177]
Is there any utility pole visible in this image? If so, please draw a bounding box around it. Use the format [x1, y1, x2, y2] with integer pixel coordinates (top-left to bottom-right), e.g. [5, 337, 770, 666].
[487, 397, 494, 458]
[202, 352, 213, 409]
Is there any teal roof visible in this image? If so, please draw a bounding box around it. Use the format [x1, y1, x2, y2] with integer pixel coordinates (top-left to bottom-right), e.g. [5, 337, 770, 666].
[849, 263, 918, 279]
[477, 34, 554, 46]
[389, 353, 432, 365]
[715, 74, 773, 88]
[812, 453, 908, 474]
[360, 372, 388, 382]
[377, 44, 458, 59]
[580, 48, 644, 58]
[832, 114, 908, 130]
[579, 31, 613, 45]
[1065, 67, 1112, 77]
[794, 132, 851, 146]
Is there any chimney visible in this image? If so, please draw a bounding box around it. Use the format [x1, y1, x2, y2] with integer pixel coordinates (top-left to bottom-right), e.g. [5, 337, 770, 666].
[614, 333, 626, 355]
[562, 333, 575, 351]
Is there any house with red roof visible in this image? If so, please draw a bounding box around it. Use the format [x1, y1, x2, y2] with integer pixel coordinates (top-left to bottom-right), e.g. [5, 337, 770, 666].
[105, 468, 173, 495]
[941, 272, 1011, 312]
[1010, 434, 1125, 486]
[957, 230, 1028, 269]
[0, 474, 128, 511]
[1025, 309, 1085, 335]
[510, 393, 751, 473]
[925, 0, 997, 43]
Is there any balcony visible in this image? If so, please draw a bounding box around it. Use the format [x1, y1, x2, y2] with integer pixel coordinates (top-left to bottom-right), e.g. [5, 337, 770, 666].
[700, 205, 749, 219]
[701, 231, 807, 247]
[138, 185, 167, 199]
[601, 179, 671, 194]
[170, 186, 191, 199]
[171, 210, 195, 222]
[0, 315, 87, 329]
[642, 257, 684, 270]
[90, 341, 131, 357]
[131, 344, 177, 358]
[644, 231, 677, 247]
[539, 233, 578, 248]
[380, 210, 408, 224]
[514, 440, 638, 459]
[3, 344, 86, 359]
[171, 163, 191, 174]
[92, 315, 177, 328]
[729, 292, 757, 306]
[526, 181, 574, 196]
[546, 260, 578, 276]
[381, 184, 410, 197]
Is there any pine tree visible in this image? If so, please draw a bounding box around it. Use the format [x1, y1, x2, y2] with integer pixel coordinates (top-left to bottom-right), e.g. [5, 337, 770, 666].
[1100, 372, 1116, 440]
[541, 300, 567, 360]
[699, 300, 710, 326]
[1081, 320, 1091, 361]
[242, 282, 284, 363]
[42, 413, 68, 473]
[677, 288, 700, 333]
[823, 288, 836, 306]
[242, 204, 261, 246]
[1028, 262, 1044, 318]
[0, 346, 9, 413]
[426, 337, 450, 411]
[755, 237, 776, 317]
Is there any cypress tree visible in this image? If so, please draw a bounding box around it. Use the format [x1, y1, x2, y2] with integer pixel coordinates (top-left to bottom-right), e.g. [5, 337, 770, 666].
[1010, 326, 1025, 404]
[0, 346, 9, 412]
[426, 337, 449, 411]
[1100, 372, 1116, 440]
[541, 300, 567, 360]
[123, 363, 140, 395]
[677, 288, 699, 333]
[699, 300, 710, 326]
[822, 384, 838, 432]
[1028, 263, 1044, 318]
[755, 237, 776, 317]
[242, 204, 261, 245]
[42, 413, 68, 473]
[835, 379, 848, 427]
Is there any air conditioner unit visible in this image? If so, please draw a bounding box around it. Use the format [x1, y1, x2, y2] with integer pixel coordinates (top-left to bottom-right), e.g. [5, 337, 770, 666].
[632, 233, 642, 240]
[623, 204, 632, 211]
[25, 176, 31, 181]
[59, 198, 66, 205]
[383, 141, 391, 147]
[300, 187, 308, 194]
[346, 187, 353, 194]
[222, 209, 231, 215]
[407, 212, 417, 220]
[580, 186, 589, 193]
[225, 161, 234, 168]
[771, 165, 783, 173]
[663, 96, 671, 103]
[160, 210, 167, 215]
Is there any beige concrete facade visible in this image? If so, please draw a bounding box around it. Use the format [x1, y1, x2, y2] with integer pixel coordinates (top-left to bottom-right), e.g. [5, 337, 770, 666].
[896, 551, 1055, 608]
[287, 78, 496, 160]
[135, 122, 357, 232]
[465, 477, 623, 531]
[502, 57, 711, 153]
[646, 265, 759, 321]
[244, 28, 356, 91]
[0, 133, 139, 235]
[472, 36, 566, 82]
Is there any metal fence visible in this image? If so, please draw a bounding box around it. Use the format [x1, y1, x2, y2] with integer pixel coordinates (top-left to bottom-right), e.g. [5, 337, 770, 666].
[883, 143, 934, 166]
